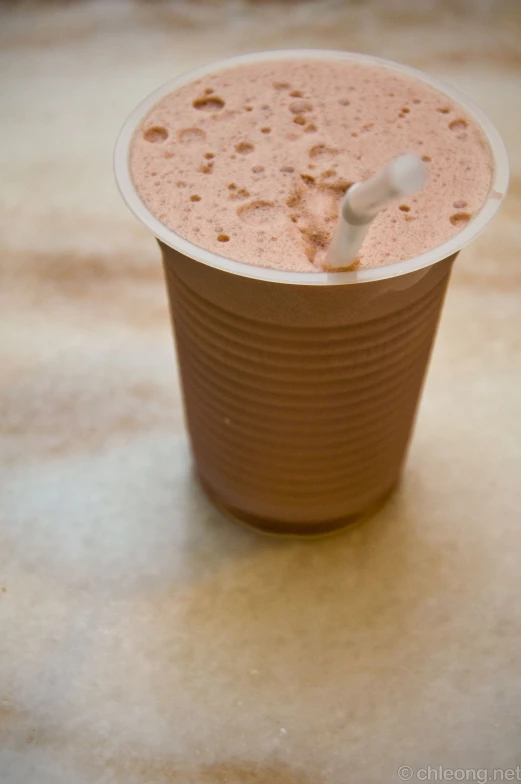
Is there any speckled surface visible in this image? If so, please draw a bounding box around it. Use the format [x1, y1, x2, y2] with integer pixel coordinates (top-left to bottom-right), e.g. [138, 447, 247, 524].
[129, 58, 492, 271]
[1, 2, 521, 782]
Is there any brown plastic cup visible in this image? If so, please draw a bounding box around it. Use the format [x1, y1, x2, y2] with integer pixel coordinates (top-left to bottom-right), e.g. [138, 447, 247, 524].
[115, 50, 508, 536]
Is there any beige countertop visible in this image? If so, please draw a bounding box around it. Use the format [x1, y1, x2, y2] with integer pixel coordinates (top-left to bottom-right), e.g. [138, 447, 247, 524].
[1, 1, 520, 782]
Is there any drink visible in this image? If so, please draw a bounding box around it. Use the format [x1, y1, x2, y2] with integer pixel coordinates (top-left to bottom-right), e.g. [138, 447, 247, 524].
[129, 58, 492, 272]
[115, 51, 508, 536]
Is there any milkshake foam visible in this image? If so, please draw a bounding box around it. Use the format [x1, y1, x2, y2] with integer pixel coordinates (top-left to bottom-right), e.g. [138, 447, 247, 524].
[130, 58, 493, 272]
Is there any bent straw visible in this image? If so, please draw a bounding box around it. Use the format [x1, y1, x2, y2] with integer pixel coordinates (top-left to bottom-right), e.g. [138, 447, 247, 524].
[322, 154, 427, 270]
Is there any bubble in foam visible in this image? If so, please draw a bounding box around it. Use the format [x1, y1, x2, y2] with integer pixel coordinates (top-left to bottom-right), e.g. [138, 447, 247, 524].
[293, 115, 306, 126]
[212, 109, 237, 124]
[204, 152, 215, 159]
[304, 123, 317, 133]
[399, 205, 410, 212]
[178, 127, 206, 144]
[453, 200, 468, 209]
[339, 98, 350, 106]
[449, 119, 468, 132]
[289, 100, 313, 114]
[193, 95, 225, 111]
[190, 194, 201, 202]
[290, 90, 303, 98]
[437, 107, 451, 114]
[422, 155, 432, 162]
[238, 200, 279, 226]
[229, 188, 250, 201]
[252, 165, 264, 173]
[450, 212, 471, 227]
[309, 144, 338, 159]
[260, 127, 271, 134]
[300, 173, 315, 186]
[143, 126, 168, 143]
[273, 81, 290, 90]
[235, 142, 254, 155]
[217, 233, 230, 242]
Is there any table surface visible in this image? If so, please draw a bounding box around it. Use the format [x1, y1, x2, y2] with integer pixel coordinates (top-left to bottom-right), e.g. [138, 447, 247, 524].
[1, 2, 520, 782]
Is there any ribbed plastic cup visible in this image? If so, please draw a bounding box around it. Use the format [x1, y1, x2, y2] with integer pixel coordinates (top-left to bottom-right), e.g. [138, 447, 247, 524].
[115, 50, 508, 537]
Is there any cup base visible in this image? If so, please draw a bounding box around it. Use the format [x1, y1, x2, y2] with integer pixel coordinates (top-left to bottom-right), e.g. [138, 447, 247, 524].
[199, 476, 396, 538]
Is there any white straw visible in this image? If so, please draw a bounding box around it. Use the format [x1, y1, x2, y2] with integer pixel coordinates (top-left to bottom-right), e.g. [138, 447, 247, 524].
[323, 154, 427, 270]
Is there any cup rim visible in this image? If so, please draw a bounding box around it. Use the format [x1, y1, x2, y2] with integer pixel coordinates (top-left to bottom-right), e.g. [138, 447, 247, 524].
[114, 48, 509, 287]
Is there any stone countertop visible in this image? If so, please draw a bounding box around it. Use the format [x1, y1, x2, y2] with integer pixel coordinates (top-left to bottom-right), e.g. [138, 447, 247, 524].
[1, 2, 520, 782]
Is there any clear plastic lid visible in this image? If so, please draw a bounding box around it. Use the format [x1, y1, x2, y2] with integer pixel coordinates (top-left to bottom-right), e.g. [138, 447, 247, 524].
[114, 49, 509, 286]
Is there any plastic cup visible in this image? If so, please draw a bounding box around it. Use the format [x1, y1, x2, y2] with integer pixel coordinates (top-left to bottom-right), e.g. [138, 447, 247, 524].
[115, 50, 509, 537]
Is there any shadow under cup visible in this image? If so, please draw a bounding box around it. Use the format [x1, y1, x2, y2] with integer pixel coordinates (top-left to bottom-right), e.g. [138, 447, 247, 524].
[115, 50, 508, 536]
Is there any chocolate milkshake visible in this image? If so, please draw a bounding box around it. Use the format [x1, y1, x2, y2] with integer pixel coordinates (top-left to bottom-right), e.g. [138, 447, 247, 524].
[116, 51, 508, 536]
[129, 59, 492, 272]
